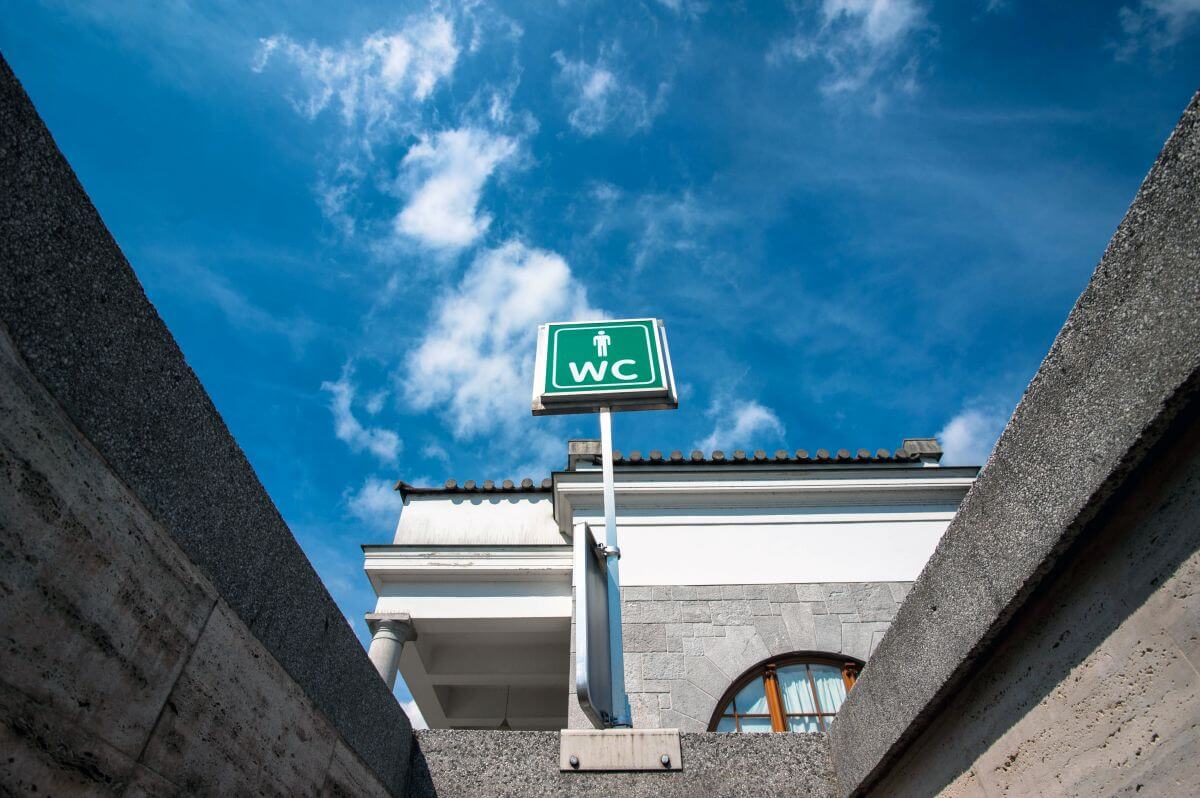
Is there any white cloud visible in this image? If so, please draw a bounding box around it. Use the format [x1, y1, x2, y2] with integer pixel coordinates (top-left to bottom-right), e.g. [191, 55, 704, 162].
[697, 398, 786, 451]
[421, 441, 451, 465]
[823, 0, 923, 47]
[345, 476, 404, 532]
[364, 388, 389, 415]
[404, 240, 601, 439]
[401, 698, 429, 730]
[184, 263, 318, 355]
[394, 128, 518, 251]
[553, 48, 668, 136]
[633, 191, 733, 270]
[253, 9, 531, 249]
[653, 0, 709, 16]
[1114, 0, 1200, 60]
[255, 15, 459, 134]
[321, 372, 403, 463]
[254, 16, 472, 242]
[937, 405, 1010, 466]
[771, 0, 928, 103]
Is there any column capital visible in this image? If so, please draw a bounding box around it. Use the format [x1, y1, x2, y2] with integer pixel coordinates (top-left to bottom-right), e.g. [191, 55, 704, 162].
[365, 612, 417, 640]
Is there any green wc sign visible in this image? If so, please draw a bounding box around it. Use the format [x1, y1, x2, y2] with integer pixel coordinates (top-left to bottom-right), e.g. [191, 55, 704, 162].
[532, 318, 677, 415]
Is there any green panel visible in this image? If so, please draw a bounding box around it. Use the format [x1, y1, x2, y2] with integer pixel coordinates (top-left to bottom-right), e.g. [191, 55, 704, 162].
[543, 319, 666, 396]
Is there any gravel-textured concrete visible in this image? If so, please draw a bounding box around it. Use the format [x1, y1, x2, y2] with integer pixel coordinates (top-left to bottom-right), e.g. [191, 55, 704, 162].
[407, 730, 838, 797]
[0, 53, 410, 793]
[870, 412, 1200, 796]
[830, 92, 1200, 795]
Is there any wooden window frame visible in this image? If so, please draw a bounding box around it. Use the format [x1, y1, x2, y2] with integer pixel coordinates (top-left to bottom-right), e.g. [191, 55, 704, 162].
[708, 653, 863, 733]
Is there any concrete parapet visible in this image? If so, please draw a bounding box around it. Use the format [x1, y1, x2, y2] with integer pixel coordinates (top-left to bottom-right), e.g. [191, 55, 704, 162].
[0, 52, 411, 794]
[829, 92, 1200, 795]
[407, 730, 838, 797]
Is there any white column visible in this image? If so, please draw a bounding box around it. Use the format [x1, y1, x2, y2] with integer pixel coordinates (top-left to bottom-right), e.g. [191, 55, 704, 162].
[367, 616, 416, 691]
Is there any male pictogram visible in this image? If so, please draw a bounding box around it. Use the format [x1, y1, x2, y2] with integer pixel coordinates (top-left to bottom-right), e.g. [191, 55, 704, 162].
[593, 329, 611, 357]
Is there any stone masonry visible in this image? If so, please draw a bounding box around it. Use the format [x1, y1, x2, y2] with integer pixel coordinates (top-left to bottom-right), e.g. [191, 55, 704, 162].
[568, 581, 910, 731]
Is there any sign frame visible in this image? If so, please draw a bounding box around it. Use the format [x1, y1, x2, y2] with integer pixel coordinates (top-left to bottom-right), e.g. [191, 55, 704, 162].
[573, 522, 615, 729]
[531, 317, 678, 416]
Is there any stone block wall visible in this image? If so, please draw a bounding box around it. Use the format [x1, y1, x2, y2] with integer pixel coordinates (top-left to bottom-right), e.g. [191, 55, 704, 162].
[569, 581, 910, 731]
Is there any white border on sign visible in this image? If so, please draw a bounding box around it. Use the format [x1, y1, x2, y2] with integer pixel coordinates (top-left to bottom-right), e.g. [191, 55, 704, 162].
[549, 322, 659, 391]
[531, 318, 676, 413]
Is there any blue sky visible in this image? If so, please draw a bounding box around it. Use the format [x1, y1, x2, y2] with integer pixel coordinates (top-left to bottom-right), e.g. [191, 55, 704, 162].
[3, 1, 1197, 721]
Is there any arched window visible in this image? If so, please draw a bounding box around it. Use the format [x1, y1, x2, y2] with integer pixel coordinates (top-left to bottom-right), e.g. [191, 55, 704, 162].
[708, 654, 861, 733]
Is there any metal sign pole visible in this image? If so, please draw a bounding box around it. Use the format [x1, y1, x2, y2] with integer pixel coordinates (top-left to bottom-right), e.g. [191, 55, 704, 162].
[598, 406, 630, 726]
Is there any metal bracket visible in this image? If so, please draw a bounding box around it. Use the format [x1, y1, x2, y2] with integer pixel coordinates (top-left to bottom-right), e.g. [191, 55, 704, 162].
[597, 543, 621, 559]
[560, 729, 682, 772]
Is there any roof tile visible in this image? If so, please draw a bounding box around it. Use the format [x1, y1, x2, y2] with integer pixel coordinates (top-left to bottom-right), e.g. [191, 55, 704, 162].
[397, 438, 948, 496]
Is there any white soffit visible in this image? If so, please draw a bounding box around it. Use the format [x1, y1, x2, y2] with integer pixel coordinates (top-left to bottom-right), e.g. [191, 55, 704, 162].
[363, 544, 571, 594]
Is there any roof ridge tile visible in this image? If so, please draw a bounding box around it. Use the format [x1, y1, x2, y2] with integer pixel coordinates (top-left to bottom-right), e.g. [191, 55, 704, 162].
[396, 439, 946, 495]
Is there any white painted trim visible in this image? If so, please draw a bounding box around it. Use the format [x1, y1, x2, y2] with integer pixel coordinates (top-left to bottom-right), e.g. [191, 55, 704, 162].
[364, 544, 571, 593]
[552, 471, 976, 532]
[549, 321, 658, 390]
[374, 593, 572, 620]
[571, 507, 960, 525]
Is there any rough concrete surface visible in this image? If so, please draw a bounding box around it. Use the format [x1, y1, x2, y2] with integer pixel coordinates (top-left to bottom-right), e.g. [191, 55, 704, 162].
[0, 53, 410, 794]
[568, 582, 906, 731]
[407, 730, 838, 797]
[869, 413, 1200, 796]
[0, 310, 391, 795]
[830, 92, 1200, 794]
[0, 328, 217, 761]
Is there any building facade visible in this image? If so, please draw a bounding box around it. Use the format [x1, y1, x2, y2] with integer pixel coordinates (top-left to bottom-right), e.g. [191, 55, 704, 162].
[364, 438, 977, 733]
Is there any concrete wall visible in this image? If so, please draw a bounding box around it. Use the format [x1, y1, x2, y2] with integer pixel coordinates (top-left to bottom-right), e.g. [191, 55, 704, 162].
[407, 730, 838, 797]
[869, 412, 1200, 796]
[568, 581, 909, 730]
[0, 317, 393, 795]
[829, 92, 1200, 796]
[0, 53, 411, 794]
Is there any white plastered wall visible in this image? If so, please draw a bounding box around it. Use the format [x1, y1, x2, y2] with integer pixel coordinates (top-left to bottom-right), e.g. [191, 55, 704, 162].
[572, 505, 958, 586]
[394, 493, 563, 546]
